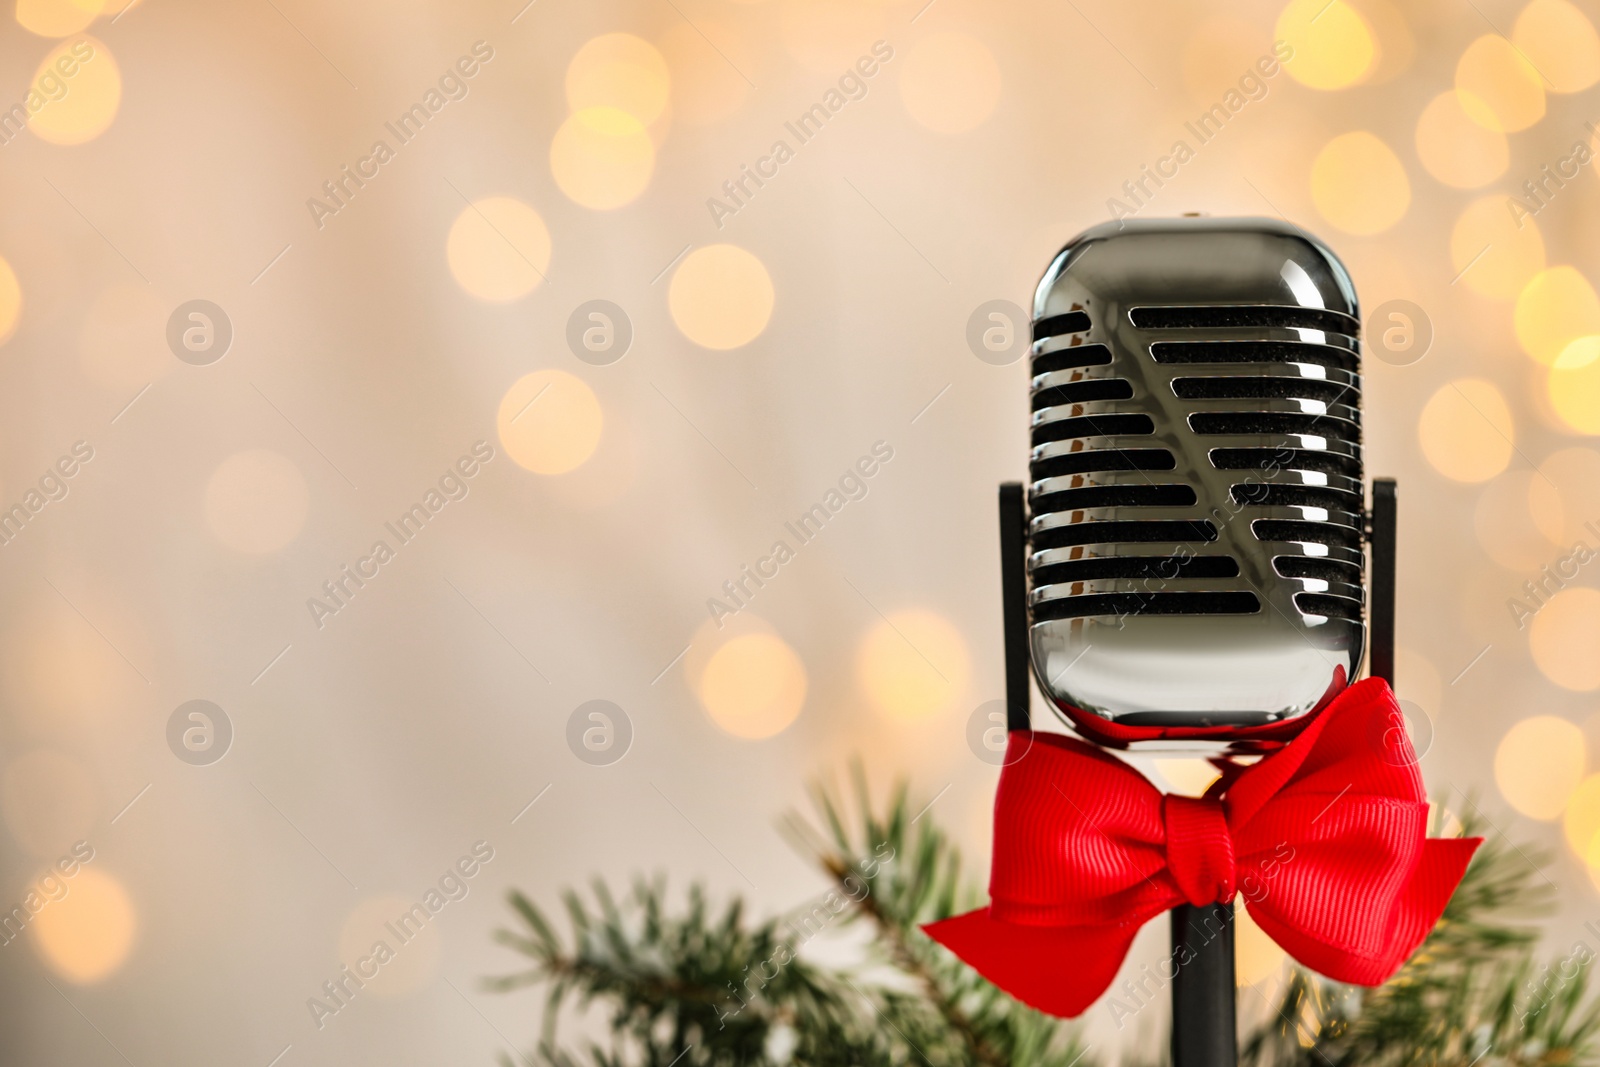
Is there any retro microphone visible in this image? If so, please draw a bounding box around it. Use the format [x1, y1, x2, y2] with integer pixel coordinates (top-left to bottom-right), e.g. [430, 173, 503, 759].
[995, 216, 1397, 1067]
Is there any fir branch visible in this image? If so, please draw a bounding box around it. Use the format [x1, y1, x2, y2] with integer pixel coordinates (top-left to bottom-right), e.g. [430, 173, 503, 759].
[780, 763, 1097, 1067]
[1240, 802, 1600, 1067]
[489, 875, 891, 1067]
[800, 796, 1005, 1067]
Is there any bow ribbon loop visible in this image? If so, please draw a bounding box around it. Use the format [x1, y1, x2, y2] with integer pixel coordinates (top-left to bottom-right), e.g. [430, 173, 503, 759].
[923, 679, 1481, 1019]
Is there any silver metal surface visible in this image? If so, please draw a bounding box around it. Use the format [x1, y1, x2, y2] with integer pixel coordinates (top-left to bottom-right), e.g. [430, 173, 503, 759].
[1027, 217, 1364, 732]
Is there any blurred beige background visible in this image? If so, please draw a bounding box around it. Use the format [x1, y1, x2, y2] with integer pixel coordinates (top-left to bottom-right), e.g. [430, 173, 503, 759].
[2, 0, 1600, 1061]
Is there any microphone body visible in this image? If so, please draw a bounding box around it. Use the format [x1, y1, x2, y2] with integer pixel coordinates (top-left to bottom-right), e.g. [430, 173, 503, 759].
[1027, 217, 1364, 743]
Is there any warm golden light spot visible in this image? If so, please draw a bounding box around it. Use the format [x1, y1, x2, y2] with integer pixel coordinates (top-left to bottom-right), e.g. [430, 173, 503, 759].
[16, 0, 101, 37]
[1237, 904, 1288, 986]
[204, 450, 310, 555]
[542, 399, 638, 511]
[2, 750, 96, 856]
[1310, 131, 1409, 235]
[696, 632, 807, 739]
[669, 244, 774, 350]
[898, 32, 1001, 135]
[858, 610, 970, 719]
[1276, 0, 1376, 89]
[1548, 341, 1600, 433]
[1495, 715, 1585, 819]
[1449, 195, 1544, 300]
[658, 22, 749, 126]
[1154, 758, 1222, 797]
[1530, 588, 1600, 690]
[338, 895, 441, 998]
[496, 369, 602, 475]
[1419, 379, 1514, 482]
[32, 867, 136, 984]
[78, 283, 171, 390]
[1586, 837, 1600, 893]
[550, 107, 655, 211]
[1456, 35, 1545, 132]
[1517, 267, 1600, 365]
[1513, 0, 1600, 93]
[779, 1, 889, 74]
[1559, 336, 1600, 370]
[1475, 471, 1565, 570]
[1564, 774, 1600, 860]
[0, 254, 19, 345]
[1415, 92, 1508, 188]
[1537, 447, 1600, 541]
[683, 613, 772, 690]
[29, 36, 119, 145]
[446, 196, 550, 302]
[566, 33, 670, 125]
[2, 609, 119, 727]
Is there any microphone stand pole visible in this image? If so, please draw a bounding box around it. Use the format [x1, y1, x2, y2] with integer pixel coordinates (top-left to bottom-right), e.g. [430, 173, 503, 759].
[1169, 903, 1235, 1067]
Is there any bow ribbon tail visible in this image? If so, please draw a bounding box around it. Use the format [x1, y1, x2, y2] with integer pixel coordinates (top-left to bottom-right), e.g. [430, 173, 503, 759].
[923, 908, 1150, 1019]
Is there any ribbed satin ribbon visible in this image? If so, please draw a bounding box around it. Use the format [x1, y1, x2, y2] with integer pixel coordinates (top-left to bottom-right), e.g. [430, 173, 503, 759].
[923, 679, 1480, 1018]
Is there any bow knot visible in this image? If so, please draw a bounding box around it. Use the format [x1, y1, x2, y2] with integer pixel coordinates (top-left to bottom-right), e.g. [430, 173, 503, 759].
[924, 679, 1482, 1019]
[1162, 794, 1235, 907]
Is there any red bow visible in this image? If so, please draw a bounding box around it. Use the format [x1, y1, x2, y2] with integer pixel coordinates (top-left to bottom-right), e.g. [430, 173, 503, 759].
[923, 679, 1480, 1018]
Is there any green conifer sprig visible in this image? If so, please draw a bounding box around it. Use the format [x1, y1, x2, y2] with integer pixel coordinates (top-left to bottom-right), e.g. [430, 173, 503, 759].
[1241, 803, 1600, 1067]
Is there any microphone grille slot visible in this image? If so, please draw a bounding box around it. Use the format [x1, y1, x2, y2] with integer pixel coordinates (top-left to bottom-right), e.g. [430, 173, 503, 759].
[1188, 411, 1360, 437]
[1032, 591, 1261, 621]
[1031, 378, 1135, 410]
[1033, 310, 1093, 341]
[1031, 448, 1175, 479]
[1172, 376, 1355, 404]
[1151, 341, 1358, 373]
[1251, 519, 1362, 551]
[1033, 555, 1241, 584]
[1032, 520, 1218, 551]
[1032, 344, 1113, 375]
[1210, 447, 1359, 479]
[1129, 304, 1358, 333]
[1292, 593, 1363, 621]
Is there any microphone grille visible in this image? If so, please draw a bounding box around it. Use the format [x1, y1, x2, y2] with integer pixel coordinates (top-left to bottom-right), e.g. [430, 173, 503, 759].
[1026, 218, 1365, 728]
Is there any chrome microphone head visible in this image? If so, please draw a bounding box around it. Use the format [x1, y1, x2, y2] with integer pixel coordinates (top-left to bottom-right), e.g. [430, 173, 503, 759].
[1027, 217, 1364, 741]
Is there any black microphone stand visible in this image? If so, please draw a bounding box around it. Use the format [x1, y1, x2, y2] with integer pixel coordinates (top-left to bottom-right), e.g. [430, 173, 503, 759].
[996, 480, 1398, 1067]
